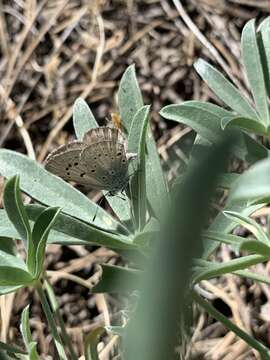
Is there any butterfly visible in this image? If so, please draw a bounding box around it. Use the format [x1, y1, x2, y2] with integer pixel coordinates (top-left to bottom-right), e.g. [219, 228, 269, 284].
[45, 127, 136, 195]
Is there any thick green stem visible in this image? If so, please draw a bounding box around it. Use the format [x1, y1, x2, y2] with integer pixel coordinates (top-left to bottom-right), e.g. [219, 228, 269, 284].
[44, 278, 77, 360]
[192, 290, 270, 359]
[35, 280, 68, 360]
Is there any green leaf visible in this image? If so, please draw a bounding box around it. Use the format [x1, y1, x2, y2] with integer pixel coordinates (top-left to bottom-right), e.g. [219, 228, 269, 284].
[185, 101, 233, 118]
[28, 343, 39, 360]
[119, 65, 168, 221]
[0, 210, 22, 239]
[0, 267, 33, 286]
[0, 209, 89, 248]
[0, 237, 16, 256]
[203, 202, 264, 259]
[229, 158, 270, 205]
[218, 173, 239, 189]
[241, 19, 270, 126]
[258, 16, 270, 32]
[0, 249, 27, 269]
[202, 230, 245, 246]
[92, 264, 140, 293]
[118, 65, 144, 131]
[258, 17, 270, 97]
[193, 254, 268, 284]
[0, 342, 26, 356]
[239, 240, 270, 256]
[73, 97, 97, 140]
[223, 211, 270, 244]
[73, 98, 131, 225]
[3, 176, 31, 247]
[103, 196, 131, 226]
[20, 305, 32, 347]
[0, 285, 22, 295]
[0, 149, 121, 232]
[84, 327, 105, 360]
[160, 101, 269, 164]
[145, 128, 168, 222]
[0, 246, 26, 293]
[202, 229, 270, 256]
[235, 268, 270, 285]
[184, 102, 269, 164]
[160, 103, 223, 144]
[20, 305, 39, 360]
[221, 116, 266, 135]
[128, 105, 150, 230]
[0, 205, 137, 251]
[194, 59, 258, 119]
[243, 134, 270, 164]
[26, 204, 136, 251]
[30, 207, 61, 277]
[0, 350, 11, 360]
[137, 107, 150, 230]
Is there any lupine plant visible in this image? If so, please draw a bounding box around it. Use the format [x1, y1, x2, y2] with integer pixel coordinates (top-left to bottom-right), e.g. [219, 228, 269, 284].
[1, 16, 270, 359]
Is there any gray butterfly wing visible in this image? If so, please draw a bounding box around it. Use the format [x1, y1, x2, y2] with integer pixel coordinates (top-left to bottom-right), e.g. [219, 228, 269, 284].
[80, 132, 129, 192]
[83, 127, 126, 146]
[44, 141, 105, 189]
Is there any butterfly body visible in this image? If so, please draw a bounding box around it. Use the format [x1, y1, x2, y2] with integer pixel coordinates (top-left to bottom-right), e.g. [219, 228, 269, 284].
[45, 127, 135, 194]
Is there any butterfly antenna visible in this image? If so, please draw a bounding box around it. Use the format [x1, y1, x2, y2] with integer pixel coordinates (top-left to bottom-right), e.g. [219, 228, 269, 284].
[117, 193, 126, 201]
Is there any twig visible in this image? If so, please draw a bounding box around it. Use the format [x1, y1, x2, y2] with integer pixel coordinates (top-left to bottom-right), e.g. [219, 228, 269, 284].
[0, 85, 35, 159]
[3, 0, 48, 93]
[5, 0, 69, 99]
[38, 6, 106, 162]
[171, 0, 252, 101]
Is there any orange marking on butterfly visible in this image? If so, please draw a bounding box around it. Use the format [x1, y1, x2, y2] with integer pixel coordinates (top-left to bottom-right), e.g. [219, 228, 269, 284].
[111, 112, 121, 130]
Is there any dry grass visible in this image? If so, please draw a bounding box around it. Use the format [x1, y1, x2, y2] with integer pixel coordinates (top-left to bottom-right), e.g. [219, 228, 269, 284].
[1, 0, 270, 358]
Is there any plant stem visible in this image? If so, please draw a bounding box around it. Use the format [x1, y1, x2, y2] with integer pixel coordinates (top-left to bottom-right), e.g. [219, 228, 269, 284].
[192, 290, 270, 359]
[35, 280, 68, 360]
[44, 277, 77, 360]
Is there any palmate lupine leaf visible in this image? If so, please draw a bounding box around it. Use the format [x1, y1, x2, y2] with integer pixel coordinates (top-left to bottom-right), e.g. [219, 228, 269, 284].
[194, 59, 258, 119]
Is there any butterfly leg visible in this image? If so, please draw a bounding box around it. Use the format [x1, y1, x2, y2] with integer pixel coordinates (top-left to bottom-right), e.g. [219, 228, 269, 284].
[92, 194, 105, 222]
[117, 193, 126, 201]
[106, 190, 126, 201]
